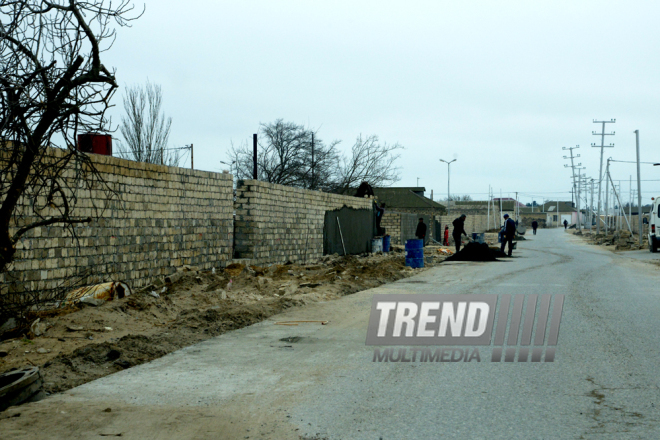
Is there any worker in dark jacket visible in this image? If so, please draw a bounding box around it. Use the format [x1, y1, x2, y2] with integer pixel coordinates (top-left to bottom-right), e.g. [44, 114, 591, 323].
[452, 214, 468, 253]
[501, 213, 516, 256]
[531, 220, 538, 235]
[415, 218, 427, 246]
[375, 202, 385, 236]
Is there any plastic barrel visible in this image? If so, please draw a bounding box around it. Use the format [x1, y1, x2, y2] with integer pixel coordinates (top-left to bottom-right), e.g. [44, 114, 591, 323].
[405, 239, 424, 267]
[382, 235, 391, 252]
[372, 238, 383, 253]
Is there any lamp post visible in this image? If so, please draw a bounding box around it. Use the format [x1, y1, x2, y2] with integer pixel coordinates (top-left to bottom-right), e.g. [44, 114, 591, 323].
[439, 159, 457, 216]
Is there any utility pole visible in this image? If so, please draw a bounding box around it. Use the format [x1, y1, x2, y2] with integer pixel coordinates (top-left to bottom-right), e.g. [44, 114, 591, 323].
[253, 133, 258, 179]
[629, 175, 632, 224]
[574, 167, 586, 232]
[563, 146, 581, 229]
[190, 143, 194, 170]
[604, 158, 611, 233]
[439, 159, 456, 217]
[311, 132, 315, 189]
[635, 130, 643, 245]
[576, 168, 583, 231]
[590, 178, 595, 230]
[592, 119, 616, 234]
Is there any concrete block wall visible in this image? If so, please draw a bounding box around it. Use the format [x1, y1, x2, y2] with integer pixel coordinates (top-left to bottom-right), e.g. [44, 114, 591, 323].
[438, 213, 500, 235]
[381, 211, 418, 245]
[234, 180, 373, 265]
[2, 148, 234, 295]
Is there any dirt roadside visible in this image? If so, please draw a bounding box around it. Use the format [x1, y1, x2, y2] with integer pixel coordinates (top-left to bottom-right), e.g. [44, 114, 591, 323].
[0, 248, 449, 398]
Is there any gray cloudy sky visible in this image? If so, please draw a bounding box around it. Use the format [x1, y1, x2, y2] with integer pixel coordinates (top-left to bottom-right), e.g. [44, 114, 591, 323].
[103, 1, 660, 205]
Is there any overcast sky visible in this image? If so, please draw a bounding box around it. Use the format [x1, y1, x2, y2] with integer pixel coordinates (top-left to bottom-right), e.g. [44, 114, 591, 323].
[103, 0, 660, 205]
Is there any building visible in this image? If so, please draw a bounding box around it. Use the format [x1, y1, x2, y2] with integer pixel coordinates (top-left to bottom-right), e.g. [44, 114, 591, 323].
[370, 187, 446, 216]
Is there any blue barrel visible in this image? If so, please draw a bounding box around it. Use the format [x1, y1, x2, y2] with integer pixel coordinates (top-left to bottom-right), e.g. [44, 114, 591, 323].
[406, 249, 424, 258]
[405, 239, 424, 268]
[382, 235, 391, 252]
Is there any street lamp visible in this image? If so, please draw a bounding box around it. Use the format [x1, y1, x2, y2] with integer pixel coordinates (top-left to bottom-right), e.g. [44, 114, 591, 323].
[439, 159, 457, 216]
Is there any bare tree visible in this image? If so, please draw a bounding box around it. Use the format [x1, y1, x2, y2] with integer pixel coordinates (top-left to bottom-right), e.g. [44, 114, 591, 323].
[229, 122, 403, 194]
[448, 195, 473, 201]
[0, 1, 140, 317]
[117, 80, 179, 166]
[334, 135, 403, 194]
[230, 119, 340, 191]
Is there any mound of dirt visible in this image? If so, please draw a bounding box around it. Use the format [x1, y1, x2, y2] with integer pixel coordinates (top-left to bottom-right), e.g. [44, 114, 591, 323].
[443, 242, 499, 262]
[1, 252, 437, 397]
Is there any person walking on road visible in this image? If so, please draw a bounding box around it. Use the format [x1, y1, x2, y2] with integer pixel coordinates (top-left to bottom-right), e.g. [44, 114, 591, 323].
[501, 213, 516, 256]
[563, 219, 568, 229]
[531, 220, 538, 235]
[452, 214, 468, 253]
[443, 225, 450, 246]
[415, 218, 427, 246]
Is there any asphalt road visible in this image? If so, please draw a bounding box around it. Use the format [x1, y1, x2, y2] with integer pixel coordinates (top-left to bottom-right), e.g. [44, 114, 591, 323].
[3, 229, 660, 440]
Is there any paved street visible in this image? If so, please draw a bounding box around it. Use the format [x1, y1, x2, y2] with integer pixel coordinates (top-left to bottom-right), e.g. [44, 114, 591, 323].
[3, 229, 660, 440]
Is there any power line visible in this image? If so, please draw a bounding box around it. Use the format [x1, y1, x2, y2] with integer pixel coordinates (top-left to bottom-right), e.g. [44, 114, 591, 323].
[591, 118, 616, 235]
[609, 159, 659, 165]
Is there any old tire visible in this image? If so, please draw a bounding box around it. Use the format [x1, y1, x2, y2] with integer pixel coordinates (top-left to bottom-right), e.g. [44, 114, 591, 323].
[0, 367, 43, 412]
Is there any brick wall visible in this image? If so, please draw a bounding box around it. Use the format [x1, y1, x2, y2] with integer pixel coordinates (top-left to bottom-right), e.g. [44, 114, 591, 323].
[2, 148, 234, 295]
[234, 180, 373, 265]
[381, 211, 418, 245]
[438, 213, 501, 235]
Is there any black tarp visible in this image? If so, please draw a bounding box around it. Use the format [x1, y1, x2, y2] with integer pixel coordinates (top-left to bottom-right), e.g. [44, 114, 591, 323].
[324, 206, 374, 255]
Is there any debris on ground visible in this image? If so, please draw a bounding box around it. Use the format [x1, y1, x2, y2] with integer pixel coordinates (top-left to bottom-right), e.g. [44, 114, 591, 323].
[443, 242, 501, 262]
[63, 282, 132, 307]
[0, 252, 444, 398]
[0, 366, 44, 411]
[576, 230, 646, 251]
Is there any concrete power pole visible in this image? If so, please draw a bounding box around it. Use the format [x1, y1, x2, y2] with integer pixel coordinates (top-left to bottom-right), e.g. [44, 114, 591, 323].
[563, 146, 581, 230]
[575, 168, 586, 232]
[589, 179, 594, 233]
[604, 158, 611, 233]
[635, 130, 643, 245]
[592, 119, 616, 234]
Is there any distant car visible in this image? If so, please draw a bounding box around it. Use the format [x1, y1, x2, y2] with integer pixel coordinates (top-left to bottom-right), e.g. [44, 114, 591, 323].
[649, 197, 660, 253]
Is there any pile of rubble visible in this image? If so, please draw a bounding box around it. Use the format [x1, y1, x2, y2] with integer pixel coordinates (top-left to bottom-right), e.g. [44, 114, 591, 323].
[579, 230, 645, 251]
[0, 251, 438, 397]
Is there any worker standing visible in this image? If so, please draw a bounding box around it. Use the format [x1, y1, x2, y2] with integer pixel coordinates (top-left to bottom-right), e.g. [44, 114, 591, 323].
[415, 218, 427, 246]
[443, 225, 450, 246]
[501, 213, 516, 256]
[375, 202, 385, 236]
[563, 219, 568, 229]
[531, 220, 538, 235]
[452, 214, 468, 253]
